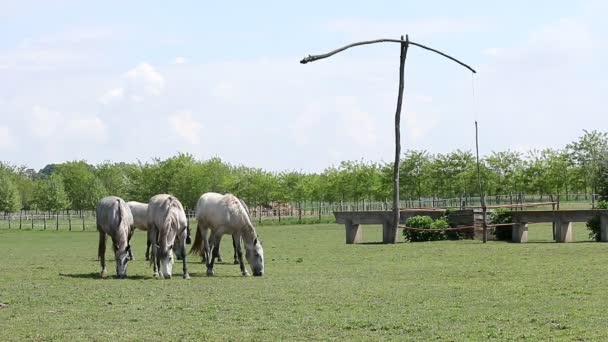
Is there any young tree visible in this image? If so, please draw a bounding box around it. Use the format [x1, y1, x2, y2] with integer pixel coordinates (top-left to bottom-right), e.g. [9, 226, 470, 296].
[566, 130, 608, 195]
[57, 161, 107, 210]
[0, 173, 21, 212]
[32, 174, 69, 212]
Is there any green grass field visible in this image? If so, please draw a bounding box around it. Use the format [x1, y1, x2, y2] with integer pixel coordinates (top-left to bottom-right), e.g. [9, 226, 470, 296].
[1, 223, 608, 341]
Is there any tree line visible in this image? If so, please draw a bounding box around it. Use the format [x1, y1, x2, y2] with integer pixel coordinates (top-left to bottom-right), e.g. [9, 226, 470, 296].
[1, 130, 607, 213]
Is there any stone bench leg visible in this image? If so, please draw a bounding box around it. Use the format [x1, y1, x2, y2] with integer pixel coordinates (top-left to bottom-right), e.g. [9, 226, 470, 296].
[512, 223, 528, 243]
[345, 222, 362, 244]
[555, 219, 574, 243]
[600, 215, 608, 242]
[382, 221, 398, 244]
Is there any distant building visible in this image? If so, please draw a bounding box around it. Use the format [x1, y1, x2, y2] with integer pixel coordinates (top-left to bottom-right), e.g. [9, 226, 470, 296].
[24, 169, 36, 179]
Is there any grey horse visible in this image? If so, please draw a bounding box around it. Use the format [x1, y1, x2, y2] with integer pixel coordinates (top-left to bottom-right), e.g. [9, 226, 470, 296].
[191, 192, 264, 277]
[96, 196, 134, 279]
[147, 194, 190, 279]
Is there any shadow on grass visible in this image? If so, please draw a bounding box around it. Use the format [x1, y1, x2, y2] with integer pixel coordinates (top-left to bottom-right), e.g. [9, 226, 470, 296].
[59, 271, 247, 280]
[357, 241, 407, 245]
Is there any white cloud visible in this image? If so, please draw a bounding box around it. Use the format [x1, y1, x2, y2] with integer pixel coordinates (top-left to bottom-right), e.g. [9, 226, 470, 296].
[27, 106, 107, 143]
[0, 125, 14, 149]
[335, 96, 377, 146]
[326, 17, 488, 40]
[172, 56, 187, 64]
[212, 80, 237, 100]
[30, 105, 62, 138]
[393, 95, 440, 141]
[98, 62, 165, 104]
[125, 62, 165, 97]
[66, 117, 108, 143]
[168, 110, 202, 145]
[0, 26, 118, 71]
[292, 104, 323, 145]
[98, 87, 124, 104]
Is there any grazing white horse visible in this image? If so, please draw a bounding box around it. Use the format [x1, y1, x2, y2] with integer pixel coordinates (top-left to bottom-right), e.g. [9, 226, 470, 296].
[147, 194, 190, 279]
[96, 196, 134, 278]
[126, 201, 151, 261]
[191, 192, 264, 276]
[203, 197, 251, 265]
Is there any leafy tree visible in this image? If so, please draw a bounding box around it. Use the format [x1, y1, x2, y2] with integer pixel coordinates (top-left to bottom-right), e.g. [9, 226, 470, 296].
[95, 162, 132, 200]
[566, 130, 608, 194]
[0, 173, 21, 212]
[57, 161, 107, 210]
[32, 174, 69, 212]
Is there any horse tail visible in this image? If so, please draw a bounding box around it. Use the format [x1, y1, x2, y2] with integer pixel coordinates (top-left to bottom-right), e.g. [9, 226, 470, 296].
[190, 222, 204, 256]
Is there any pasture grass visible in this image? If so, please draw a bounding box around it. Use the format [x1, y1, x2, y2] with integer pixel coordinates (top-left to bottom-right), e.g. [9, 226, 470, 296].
[1, 223, 608, 341]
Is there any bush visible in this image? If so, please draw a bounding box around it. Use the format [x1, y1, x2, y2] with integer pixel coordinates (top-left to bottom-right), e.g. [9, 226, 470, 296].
[586, 200, 608, 241]
[490, 208, 513, 241]
[403, 215, 448, 242]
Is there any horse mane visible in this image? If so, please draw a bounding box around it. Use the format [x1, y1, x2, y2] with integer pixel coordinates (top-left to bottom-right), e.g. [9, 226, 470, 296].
[231, 194, 258, 242]
[114, 198, 130, 252]
[158, 196, 179, 258]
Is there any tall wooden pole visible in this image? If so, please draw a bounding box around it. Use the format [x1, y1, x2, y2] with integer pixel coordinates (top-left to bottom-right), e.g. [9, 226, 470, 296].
[392, 35, 409, 243]
[300, 36, 475, 244]
[475, 121, 487, 243]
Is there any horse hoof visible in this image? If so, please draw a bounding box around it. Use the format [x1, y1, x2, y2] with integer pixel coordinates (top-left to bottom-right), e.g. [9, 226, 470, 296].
[233, 260, 239, 265]
[153, 272, 159, 278]
[183, 274, 191, 280]
[242, 272, 250, 277]
[100, 271, 108, 278]
[206, 269, 214, 276]
[218, 257, 223, 263]
[164, 275, 172, 280]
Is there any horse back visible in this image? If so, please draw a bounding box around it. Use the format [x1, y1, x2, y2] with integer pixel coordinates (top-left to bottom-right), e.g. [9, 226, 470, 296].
[195, 193, 252, 233]
[96, 196, 134, 236]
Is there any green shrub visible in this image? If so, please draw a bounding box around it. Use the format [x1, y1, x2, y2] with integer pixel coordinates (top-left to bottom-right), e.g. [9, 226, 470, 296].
[586, 200, 608, 241]
[403, 216, 447, 242]
[490, 208, 513, 241]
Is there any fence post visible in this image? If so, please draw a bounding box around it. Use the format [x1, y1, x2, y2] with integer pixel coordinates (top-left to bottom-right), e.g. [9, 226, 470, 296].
[8, 214, 11, 229]
[43, 212, 47, 230]
[19, 210, 22, 229]
[56, 212, 59, 230]
[31, 213, 34, 230]
[82, 214, 85, 231]
[68, 210, 72, 231]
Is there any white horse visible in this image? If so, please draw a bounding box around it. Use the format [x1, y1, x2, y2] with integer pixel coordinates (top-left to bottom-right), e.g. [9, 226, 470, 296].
[126, 201, 151, 261]
[191, 192, 264, 276]
[96, 196, 134, 278]
[147, 194, 190, 279]
[202, 196, 251, 265]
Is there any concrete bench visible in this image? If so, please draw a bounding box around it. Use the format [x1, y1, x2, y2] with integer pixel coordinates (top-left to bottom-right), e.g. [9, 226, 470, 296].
[333, 210, 446, 244]
[510, 210, 608, 243]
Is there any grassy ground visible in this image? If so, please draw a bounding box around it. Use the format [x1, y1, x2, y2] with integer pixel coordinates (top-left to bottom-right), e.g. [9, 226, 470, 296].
[1, 223, 607, 341]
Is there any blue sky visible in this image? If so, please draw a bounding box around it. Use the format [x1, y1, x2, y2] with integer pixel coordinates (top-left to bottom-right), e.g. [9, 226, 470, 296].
[1, 1, 606, 172]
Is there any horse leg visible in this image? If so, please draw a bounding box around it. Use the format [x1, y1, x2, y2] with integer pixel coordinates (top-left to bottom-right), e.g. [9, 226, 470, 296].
[232, 235, 239, 265]
[145, 230, 151, 261]
[127, 225, 135, 261]
[151, 226, 160, 278]
[234, 232, 249, 276]
[215, 236, 223, 263]
[179, 232, 190, 280]
[206, 231, 220, 276]
[175, 235, 183, 261]
[98, 229, 108, 278]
